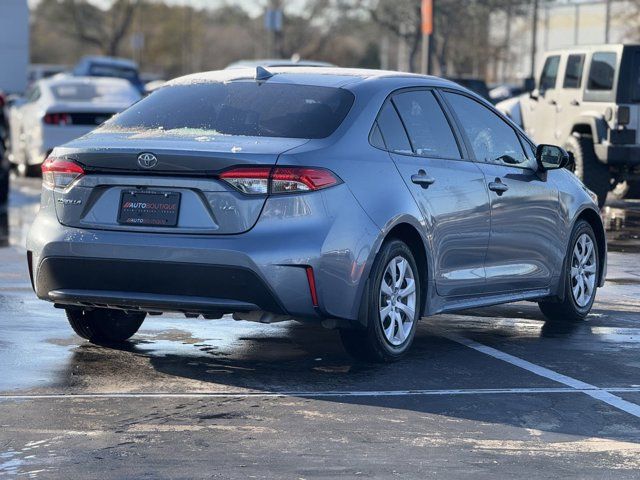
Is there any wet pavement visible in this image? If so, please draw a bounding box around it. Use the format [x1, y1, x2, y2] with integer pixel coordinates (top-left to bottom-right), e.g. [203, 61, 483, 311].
[1, 177, 640, 478]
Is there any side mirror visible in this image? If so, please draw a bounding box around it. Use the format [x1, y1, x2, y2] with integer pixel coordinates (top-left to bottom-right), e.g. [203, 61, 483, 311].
[536, 144, 569, 171]
[529, 88, 540, 100]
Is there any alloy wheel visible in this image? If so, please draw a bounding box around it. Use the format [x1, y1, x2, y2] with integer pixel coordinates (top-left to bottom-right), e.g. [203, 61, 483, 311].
[571, 233, 597, 308]
[378, 256, 417, 346]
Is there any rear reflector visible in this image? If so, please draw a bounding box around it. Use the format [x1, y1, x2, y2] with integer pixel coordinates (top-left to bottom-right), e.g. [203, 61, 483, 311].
[305, 266, 319, 307]
[220, 166, 340, 195]
[42, 156, 85, 189]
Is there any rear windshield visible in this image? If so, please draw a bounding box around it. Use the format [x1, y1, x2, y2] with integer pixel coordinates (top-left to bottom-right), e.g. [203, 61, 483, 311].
[51, 82, 140, 103]
[107, 82, 355, 139]
[89, 65, 138, 81]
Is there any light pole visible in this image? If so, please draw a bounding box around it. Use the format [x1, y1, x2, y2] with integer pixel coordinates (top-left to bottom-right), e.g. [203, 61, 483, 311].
[530, 0, 539, 81]
[421, 0, 433, 75]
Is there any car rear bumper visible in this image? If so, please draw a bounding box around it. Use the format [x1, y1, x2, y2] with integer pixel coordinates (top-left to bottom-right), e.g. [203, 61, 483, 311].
[27, 186, 381, 321]
[594, 143, 640, 165]
[36, 257, 286, 315]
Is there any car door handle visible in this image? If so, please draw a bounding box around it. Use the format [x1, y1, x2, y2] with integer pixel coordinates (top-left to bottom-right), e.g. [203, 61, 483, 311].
[411, 170, 435, 188]
[488, 179, 509, 195]
[570, 99, 580, 106]
[548, 99, 557, 106]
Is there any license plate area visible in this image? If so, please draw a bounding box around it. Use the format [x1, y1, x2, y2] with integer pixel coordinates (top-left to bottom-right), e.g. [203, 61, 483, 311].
[117, 190, 181, 227]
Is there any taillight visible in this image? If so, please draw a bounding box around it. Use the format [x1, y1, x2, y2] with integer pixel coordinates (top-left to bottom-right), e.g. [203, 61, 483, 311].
[219, 166, 340, 195]
[42, 156, 84, 189]
[43, 113, 72, 125]
[219, 167, 270, 194]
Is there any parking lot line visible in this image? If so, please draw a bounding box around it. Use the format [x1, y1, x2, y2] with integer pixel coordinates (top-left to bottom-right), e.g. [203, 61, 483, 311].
[445, 332, 640, 419]
[3, 386, 640, 401]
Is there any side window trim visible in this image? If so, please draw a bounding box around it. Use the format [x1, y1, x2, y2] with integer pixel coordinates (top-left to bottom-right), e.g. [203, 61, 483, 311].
[438, 88, 536, 171]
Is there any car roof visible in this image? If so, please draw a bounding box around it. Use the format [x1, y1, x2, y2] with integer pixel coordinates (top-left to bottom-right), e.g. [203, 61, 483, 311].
[168, 67, 461, 90]
[79, 56, 138, 68]
[40, 75, 134, 89]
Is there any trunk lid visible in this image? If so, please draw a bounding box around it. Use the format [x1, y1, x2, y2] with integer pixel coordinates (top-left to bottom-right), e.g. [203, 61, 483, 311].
[52, 131, 308, 234]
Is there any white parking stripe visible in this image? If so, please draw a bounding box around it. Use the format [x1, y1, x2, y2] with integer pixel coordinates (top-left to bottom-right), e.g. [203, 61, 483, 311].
[445, 333, 640, 419]
[2, 387, 640, 401]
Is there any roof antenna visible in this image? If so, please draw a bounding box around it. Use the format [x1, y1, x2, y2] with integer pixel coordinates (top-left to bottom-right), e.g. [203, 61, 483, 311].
[255, 66, 274, 81]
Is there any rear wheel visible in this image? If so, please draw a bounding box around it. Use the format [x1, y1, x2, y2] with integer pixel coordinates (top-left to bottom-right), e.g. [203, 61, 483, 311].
[66, 308, 146, 344]
[538, 220, 598, 323]
[339, 239, 421, 362]
[564, 134, 609, 209]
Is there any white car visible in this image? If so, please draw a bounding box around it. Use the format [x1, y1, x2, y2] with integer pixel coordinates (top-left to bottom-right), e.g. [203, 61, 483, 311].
[8, 76, 141, 176]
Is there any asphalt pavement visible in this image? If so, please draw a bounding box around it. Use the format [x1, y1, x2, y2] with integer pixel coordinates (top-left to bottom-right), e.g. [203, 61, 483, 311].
[1, 176, 640, 479]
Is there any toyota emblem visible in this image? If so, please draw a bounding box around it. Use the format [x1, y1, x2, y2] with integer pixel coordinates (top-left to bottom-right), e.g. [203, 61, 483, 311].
[137, 152, 158, 169]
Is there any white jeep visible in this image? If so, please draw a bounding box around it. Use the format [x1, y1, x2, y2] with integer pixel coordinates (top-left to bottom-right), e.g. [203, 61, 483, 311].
[497, 44, 640, 207]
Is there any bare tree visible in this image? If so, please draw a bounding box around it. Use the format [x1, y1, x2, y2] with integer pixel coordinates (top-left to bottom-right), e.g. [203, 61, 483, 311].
[65, 0, 140, 57]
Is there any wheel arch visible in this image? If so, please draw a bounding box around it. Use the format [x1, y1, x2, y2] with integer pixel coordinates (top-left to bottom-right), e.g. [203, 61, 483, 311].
[371, 219, 431, 318]
[574, 207, 607, 287]
[570, 115, 607, 144]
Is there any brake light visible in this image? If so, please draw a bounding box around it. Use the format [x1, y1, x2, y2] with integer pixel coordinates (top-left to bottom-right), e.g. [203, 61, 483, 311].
[42, 156, 85, 188]
[219, 166, 340, 195]
[43, 113, 72, 125]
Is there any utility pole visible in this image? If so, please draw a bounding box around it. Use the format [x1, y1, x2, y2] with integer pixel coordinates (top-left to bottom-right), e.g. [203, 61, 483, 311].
[604, 0, 612, 43]
[265, 0, 283, 58]
[530, 0, 538, 81]
[421, 0, 433, 75]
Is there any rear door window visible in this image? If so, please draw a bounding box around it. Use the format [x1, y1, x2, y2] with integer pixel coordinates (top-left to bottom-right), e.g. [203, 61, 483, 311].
[108, 82, 354, 139]
[563, 54, 585, 89]
[539, 56, 560, 91]
[374, 101, 412, 154]
[392, 90, 461, 159]
[588, 52, 617, 91]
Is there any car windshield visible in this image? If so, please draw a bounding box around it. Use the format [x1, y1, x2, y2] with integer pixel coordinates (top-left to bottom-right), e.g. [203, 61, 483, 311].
[51, 82, 140, 103]
[106, 82, 355, 139]
[89, 64, 138, 81]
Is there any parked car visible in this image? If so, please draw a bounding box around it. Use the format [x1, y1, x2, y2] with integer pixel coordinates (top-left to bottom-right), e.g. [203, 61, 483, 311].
[226, 59, 335, 69]
[489, 83, 527, 103]
[445, 77, 492, 102]
[8, 76, 141, 176]
[72, 56, 146, 94]
[497, 44, 640, 206]
[28, 64, 69, 85]
[27, 67, 606, 362]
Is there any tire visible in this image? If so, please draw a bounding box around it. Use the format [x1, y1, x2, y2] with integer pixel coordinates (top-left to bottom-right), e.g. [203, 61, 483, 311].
[564, 134, 609, 209]
[610, 180, 640, 200]
[538, 220, 599, 323]
[66, 308, 146, 344]
[339, 239, 422, 362]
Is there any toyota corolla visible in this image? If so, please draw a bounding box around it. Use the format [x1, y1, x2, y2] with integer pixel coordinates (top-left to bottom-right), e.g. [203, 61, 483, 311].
[26, 67, 607, 362]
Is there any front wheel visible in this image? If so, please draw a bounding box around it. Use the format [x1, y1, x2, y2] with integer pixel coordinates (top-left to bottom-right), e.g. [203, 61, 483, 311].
[539, 220, 599, 323]
[339, 239, 421, 362]
[66, 308, 146, 344]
